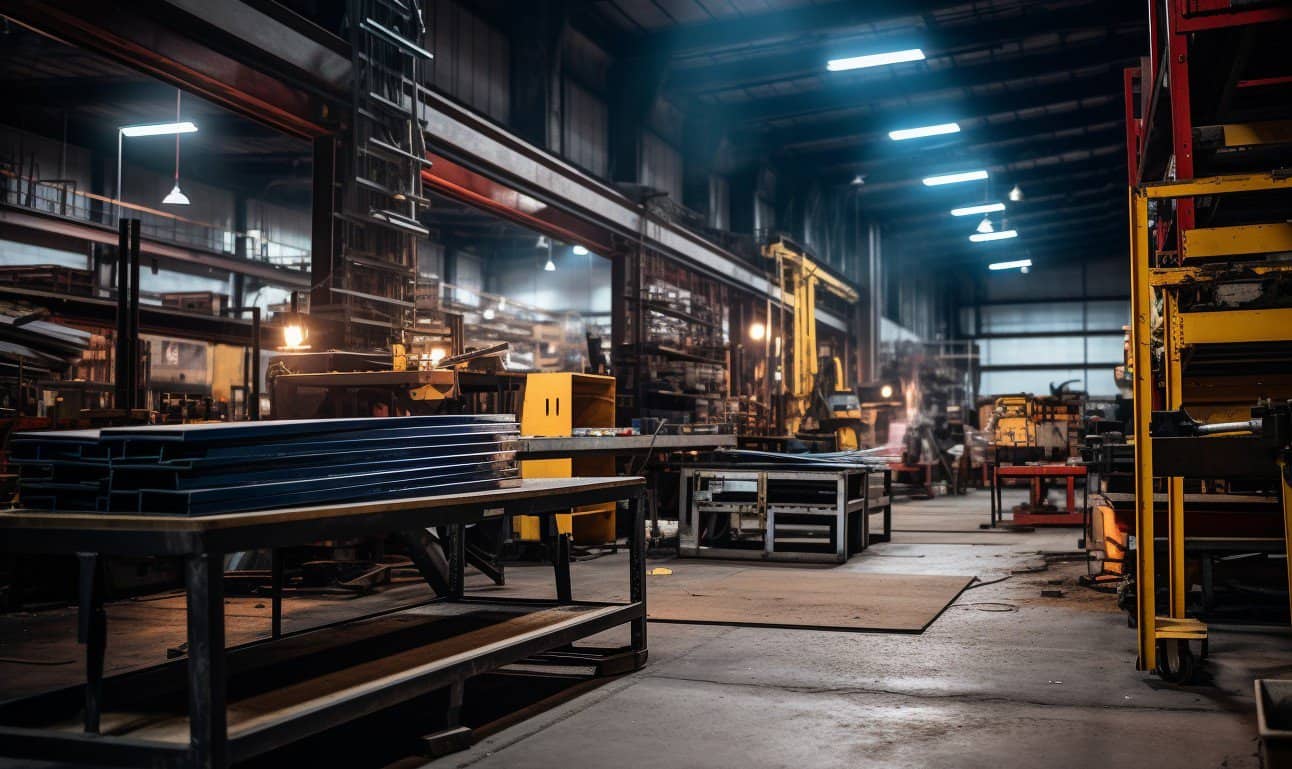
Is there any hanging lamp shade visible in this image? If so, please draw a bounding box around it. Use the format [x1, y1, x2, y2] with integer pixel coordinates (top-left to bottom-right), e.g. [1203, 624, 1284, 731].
[162, 90, 192, 207]
[162, 184, 190, 206]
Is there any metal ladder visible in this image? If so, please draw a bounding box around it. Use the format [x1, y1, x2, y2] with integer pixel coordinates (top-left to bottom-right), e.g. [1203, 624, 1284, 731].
[334, 0, 432, 347]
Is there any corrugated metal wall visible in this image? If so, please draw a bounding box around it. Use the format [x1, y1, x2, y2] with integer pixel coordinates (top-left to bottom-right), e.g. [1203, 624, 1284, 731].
[640, 131, 683, 202]
[426, 0, 510, 124]
[562, 79, 608, 177]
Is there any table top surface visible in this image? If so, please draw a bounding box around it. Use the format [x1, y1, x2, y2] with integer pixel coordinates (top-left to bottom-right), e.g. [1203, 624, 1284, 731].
[518, 433, 736, 452]
[995, 464, 1087, 476]
[0, 476, 644, 534]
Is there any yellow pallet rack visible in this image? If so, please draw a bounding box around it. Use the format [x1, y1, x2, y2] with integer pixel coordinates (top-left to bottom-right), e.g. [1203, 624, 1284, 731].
[1130, 172, 1292, 677]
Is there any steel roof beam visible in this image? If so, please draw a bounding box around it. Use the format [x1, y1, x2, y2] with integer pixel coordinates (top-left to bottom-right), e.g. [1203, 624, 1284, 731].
[669, 6, 1143, 97]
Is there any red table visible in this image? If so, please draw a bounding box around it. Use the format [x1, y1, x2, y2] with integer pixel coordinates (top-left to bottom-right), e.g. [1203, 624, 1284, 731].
[991, 463, 1087, 527]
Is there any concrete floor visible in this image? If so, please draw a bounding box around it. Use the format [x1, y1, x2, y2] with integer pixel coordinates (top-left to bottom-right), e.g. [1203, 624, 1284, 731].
[3, 490, 1291, 768]
[439, 491, 1290, 769]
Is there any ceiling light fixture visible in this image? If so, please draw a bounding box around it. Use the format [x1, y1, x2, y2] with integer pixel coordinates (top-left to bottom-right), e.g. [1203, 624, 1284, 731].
[1008, 184, 1024, 202]
[827, 48, 925, 72]
[888, 122, 960, 141]
[544, 256, 557, 272]
[923, 169, 988, 186]
[950, 202, 1005, 217]
[161, 90, 191, 206]
[119, 121, 198, 138]
[976, 216, 995, 234]
[989, 258, 1032, 271]
[969, 229, 1019, 242]
[572, 245, 589, 255]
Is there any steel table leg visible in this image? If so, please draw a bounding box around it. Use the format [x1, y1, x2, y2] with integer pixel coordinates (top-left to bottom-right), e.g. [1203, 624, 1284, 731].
[628, 493, 647, 655]
[549, 515, 572, 603]
[270, 548, 283, 639]
[77, 553, 106, 734]
[448, 524, 465, 600]
[185, 552, 227, 769]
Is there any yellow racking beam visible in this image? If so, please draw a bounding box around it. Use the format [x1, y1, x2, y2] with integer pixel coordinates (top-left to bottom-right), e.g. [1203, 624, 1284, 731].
[1149, 264, 1292, 288]
[1179, 308, 1292, 346]
[1218, 120, 1292, 148]
[1182, 223, 1292, 260]
[1144, 172, 1292, 199]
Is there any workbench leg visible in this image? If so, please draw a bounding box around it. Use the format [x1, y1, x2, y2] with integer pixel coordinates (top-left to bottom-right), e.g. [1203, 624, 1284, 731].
[185, 552, 227, 769]
[418, 680, 472, 758]
[991, 466, 999, 527]
[1281, 467, 1292, 629]
[270, 548, 283, 639]
[447, 524, 465, 601]
[628, 494, 647, 656]
[548, 515, 572, 603]
[836, 475, 848, 561]
[399, 528, 452, 596]
[1066, 478, 1076, 515]
[77, 553, 106, 734]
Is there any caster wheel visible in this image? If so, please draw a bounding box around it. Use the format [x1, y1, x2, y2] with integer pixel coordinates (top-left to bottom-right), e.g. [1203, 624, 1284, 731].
[1154, 639, 1197, 684]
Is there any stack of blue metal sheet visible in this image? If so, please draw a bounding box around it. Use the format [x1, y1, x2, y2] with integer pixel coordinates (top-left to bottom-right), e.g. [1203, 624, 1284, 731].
[8, 429, 110, 511]
[13, 416, 520, 515]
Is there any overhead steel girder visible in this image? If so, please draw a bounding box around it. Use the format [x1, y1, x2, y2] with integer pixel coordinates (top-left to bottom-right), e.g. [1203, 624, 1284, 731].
[724, 48, 1141, 125]
[759, 87, 1122, 158]
[673, 14, 1144, 98]
[802, 121, 1126, 179]
[780, 104, 1122, 162]
[847, 144, 1125, 197]
[0, 205, 310, 289]
[414, 86, 851, 333]
[0, 0, 339, 139]
[602, 0, 948, 58]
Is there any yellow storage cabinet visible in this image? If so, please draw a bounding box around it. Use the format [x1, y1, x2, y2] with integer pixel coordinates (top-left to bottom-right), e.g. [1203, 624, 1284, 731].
[515, 373, 618, 544]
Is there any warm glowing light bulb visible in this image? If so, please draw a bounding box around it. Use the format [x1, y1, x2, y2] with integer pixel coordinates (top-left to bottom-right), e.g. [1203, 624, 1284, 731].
[282, 325, 305, 348]
[749, 321, 767, 342]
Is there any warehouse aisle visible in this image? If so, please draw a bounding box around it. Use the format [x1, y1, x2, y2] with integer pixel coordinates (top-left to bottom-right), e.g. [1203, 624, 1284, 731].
[439, 491, 1286, 769]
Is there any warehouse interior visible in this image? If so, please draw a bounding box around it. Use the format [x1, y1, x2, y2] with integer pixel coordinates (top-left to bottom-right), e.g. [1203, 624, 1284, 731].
[2, 1, 1292, 767]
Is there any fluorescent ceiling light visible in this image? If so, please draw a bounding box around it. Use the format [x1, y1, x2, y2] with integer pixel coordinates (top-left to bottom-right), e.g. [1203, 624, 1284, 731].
[827, 48, 925, 72]
[922, 169, 988, 186]
[572, 245, 589, 255]
[989, 258, 1032, 271]
[888, 122, 960, 141]
[120, 121, 198, 137]
[950, 202, 1005, 217]
[969, 229, 1018, 242]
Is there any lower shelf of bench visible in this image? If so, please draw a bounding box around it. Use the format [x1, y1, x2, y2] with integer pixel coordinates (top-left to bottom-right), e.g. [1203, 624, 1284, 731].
[0, 598, 643, 766]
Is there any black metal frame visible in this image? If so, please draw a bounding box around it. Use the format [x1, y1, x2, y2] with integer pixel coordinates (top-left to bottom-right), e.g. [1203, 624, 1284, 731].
[0, 478, 647, 769]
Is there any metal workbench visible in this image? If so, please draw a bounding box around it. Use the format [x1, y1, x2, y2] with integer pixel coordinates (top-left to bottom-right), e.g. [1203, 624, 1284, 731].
[677, 465, 891, 563]
[0, 476, 647, 769]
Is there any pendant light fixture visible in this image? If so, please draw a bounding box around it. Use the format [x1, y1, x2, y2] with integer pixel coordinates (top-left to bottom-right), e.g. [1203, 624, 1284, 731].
[976, 216, 995, 234]
[162, 90, 191, 206]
